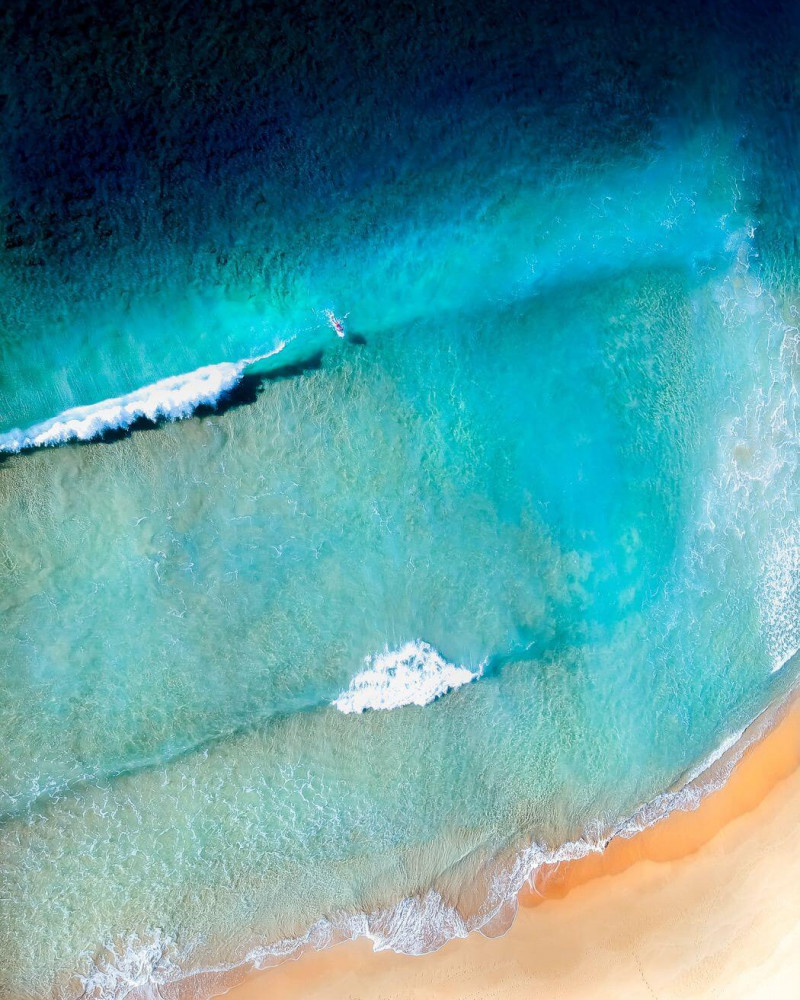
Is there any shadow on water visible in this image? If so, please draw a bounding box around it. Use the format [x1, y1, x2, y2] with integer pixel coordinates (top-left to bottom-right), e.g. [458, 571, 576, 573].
[0, 349, 326, 462]
[476, 620, 586, 686]
[93, 349, 326, 444]
[198, 350, 325, 418]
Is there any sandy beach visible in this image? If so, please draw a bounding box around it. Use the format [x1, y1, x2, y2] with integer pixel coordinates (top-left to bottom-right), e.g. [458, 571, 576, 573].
[215, 698, 800, 1000]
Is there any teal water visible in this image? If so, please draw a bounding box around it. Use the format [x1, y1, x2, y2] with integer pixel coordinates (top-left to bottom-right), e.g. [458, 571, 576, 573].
[1, 2, 799, 997]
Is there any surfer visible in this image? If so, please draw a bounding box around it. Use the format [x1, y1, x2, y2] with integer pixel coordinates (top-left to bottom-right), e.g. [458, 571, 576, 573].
[323, 309, 346, 338]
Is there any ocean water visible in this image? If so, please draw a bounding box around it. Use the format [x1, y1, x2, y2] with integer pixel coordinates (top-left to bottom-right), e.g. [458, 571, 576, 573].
[1, 1, 799, 997]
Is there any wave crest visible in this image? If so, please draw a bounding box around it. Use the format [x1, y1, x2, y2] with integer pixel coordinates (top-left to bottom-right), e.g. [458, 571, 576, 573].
[332, 640, 485, 713]
[0, 345, 287, 454]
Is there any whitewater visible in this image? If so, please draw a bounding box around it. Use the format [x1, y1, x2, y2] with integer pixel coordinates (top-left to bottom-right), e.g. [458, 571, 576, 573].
[0, 343, 294, 453]
[3, 193, 798, 1000]
[332, 641, 485, 713]
[2, 1, 799, 994]
[73, 677, 800, 1000]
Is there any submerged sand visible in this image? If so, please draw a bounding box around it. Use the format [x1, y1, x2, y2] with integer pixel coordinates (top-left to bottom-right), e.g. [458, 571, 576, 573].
[213, 699, 800, 1000]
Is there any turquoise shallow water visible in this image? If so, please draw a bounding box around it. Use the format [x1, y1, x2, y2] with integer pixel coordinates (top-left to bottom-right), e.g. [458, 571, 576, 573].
[1, 1, 799, 997]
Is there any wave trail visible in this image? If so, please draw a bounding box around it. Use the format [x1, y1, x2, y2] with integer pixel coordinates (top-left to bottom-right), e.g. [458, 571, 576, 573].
[332, 640, 485, 713]
[0, 343, 290, 454]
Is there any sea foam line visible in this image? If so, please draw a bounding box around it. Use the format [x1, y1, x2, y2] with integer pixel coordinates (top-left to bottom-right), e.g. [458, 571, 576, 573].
[0, 342, 289, 454]
[332, 640, 485, 713]
[76, 685, 799, 1000]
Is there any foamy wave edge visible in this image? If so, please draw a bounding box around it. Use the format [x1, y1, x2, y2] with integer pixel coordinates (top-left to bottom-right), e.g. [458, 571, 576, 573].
[332, 640, 485, 713]
[75, 677, 800, 1000]
[0, 343, 290, 454]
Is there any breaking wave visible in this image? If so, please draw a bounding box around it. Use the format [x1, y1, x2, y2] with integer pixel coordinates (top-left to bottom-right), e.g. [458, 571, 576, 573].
[78, 929, 182, 1000]
[332, 640, 485, 713]
[697, 225, 800, 674]
[0, 343, 289, 454]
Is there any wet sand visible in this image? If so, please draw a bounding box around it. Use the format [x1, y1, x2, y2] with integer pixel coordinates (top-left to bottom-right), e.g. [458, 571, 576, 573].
[214, 698, 800, 1000]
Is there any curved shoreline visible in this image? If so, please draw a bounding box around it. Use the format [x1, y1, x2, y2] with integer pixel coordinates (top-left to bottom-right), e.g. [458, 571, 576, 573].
[61, 682, 798, 1000]
[12, 686, 794, 1000]
[207, 690, 800, 1000]
[50, 677, 799, 1000]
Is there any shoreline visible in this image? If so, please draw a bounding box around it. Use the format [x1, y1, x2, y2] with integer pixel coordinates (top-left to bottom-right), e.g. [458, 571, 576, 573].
[208, 690, 800, 1000]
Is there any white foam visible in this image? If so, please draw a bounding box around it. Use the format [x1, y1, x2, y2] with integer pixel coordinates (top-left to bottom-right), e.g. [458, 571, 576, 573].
[78, 929, 182, 1000]
[282, 694, 793, 962]
[322, 308, 347, 338]
[692, 222, 799, 675]
[0, 343, 288, 454]
[239, 703, 786, 973]
[74, 694, 793, 1000]
[332, 640, 485, 713]
[764, 529, 800, 674]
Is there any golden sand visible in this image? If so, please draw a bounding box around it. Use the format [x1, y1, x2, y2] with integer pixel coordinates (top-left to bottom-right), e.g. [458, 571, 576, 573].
[214, 699, 800, 1000]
